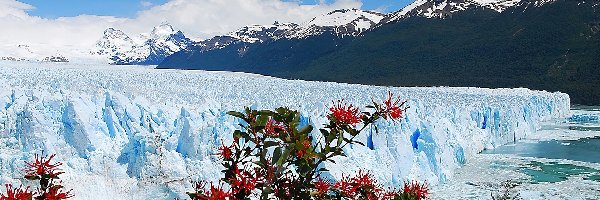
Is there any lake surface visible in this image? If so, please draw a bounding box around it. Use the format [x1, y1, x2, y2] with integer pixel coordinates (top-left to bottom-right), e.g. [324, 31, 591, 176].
[483, 137, 600, 163]
[432, 106, 600, 199]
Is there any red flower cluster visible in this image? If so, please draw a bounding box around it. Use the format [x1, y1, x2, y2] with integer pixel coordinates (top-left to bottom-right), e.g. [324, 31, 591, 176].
[380, 92, 407, 120]
[41, 185, 74, 200]
[333, 170, 383, 199]
[1, 153, 73, 200]
[206, 184, 231, 200]
[320, 171, 429, 200]
[403, 181, 430, 200]
[229, 167, 259, 196]
[1, 184, 33, 200]
[264, 117, 287, 137]
[217, 142, 234, 160]
[313, 178, 332, 196]
[24, 154, 63, 180]
[188, 182, 232, 200]
[328, 100, 362, 125]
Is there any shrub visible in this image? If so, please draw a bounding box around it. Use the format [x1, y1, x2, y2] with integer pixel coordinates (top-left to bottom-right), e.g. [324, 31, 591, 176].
[1, 153, 73, 200]
[187, 92, 429, 199]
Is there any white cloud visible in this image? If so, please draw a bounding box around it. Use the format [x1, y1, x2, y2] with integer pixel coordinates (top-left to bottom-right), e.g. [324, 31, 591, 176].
[0, 0, 362, 50]
[141, 1, 154, 8]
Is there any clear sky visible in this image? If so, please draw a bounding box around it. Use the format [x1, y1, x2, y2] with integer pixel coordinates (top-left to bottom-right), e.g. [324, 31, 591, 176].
[19, 0, 412, 19]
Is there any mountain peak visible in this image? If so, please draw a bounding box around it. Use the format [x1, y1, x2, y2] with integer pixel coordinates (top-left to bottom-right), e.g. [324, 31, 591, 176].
[308, 8, 385, 27]
[103, 28, 130, 39]
[151, 22, 177, 39]
[388, 0, 553, 20]
[95, 23, 193, 65]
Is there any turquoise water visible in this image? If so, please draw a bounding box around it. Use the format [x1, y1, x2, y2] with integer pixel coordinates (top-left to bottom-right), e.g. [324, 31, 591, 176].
[483, 107, 600, 184]
[519, 161, 599, 183]
[484, 137, 600, 164]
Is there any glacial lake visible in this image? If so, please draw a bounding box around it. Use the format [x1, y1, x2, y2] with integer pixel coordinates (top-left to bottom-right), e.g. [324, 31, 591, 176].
[432, 106, 600, 199]
[483, 137, 600, 164]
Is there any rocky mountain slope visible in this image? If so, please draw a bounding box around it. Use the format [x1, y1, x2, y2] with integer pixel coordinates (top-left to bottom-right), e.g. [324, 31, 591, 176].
[94, 23, 194, 65]
[159, 0, 600, 105]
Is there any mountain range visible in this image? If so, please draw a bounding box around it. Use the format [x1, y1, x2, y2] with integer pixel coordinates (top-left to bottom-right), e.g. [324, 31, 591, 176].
[157, 0, 600, 105]
[94, 23, 194, 65]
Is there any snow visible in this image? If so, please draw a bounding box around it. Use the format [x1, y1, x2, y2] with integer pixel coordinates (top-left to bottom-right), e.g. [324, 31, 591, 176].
[391, 0, 556, 20]
[0, 62, 569, 199]
[0, 43, 107, 64]
[94, 23, 193, 64]
[150, 23, 177, 39]
[224, 23, 298, 43]
[307, 9, 384, 27]
[291, 9, 385, 38]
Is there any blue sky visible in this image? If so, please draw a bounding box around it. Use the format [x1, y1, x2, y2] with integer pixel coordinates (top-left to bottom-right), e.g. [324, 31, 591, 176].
[19, 0, 169, 18]
[19, 0, 412, 19]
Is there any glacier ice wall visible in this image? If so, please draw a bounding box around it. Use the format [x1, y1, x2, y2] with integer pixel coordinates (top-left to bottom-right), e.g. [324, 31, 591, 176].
[0, 62, 570, 199]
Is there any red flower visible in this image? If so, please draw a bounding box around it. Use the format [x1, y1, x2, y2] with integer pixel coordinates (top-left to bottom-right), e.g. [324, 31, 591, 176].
[333, 175, 357, 197]
[229, 167, 259, 195]
[296, 150, 305, 158]
[1, 184, 33, 200]
[381, 92, 406, 120]
[264, 117, 286, 137]
[313, 178, 332, 195]
[206, 183, 232, 200]
[302, 140, 311, 149]
[352, 170, 383, 194]
[217, 142, 234, 160]
[24, 154, 63, 180]
[332, 171, 388, 199]
[41, 184, 73, 200]
[402, 181, 429, 200]
[328, 100, 362, 125]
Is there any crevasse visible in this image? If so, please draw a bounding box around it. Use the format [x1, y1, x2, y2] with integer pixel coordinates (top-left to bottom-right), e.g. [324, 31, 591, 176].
[0, 63, 569, 199]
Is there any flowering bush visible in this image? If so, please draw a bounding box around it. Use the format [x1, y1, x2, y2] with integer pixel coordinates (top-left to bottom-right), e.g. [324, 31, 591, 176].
[188, 92, 428, 199]
[1, 153, 73, 200]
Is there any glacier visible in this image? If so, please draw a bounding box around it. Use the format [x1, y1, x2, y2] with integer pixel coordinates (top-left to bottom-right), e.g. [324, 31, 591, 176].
[0, 61, 569, 199]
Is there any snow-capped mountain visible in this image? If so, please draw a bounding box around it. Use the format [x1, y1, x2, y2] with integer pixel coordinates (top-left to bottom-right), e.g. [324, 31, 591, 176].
[95, 23, 194, 65]
[290, 8, 386, 38]
[0, 44, 84, 63]
[387, 0, 556, 20]
[95, 28, 137, 60]
[198, 22, 298, 52]
[194, 9, 385, 52]
[227, 22, 299, 43]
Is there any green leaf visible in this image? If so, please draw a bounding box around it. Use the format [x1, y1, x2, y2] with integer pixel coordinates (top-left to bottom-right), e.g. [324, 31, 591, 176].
[319, 129, 329, 135]
[277, 147, 292, 166]
[258, 110, 276, 116]
[264, 141, 279, 148]
[272, 147, 282, 163]
[226, 111, 245, 119]
[298, 125, 313, 135]
[233, 130, 244, 139]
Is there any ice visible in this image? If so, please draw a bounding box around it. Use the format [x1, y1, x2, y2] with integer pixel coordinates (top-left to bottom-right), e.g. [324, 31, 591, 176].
[0, 61, 569, 199]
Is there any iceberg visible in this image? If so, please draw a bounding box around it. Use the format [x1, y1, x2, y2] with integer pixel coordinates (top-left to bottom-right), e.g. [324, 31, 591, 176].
[0, 62, 570, 199]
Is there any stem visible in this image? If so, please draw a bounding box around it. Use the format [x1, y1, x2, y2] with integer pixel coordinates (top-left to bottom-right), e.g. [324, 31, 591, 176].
[309, 112, 381, 179]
